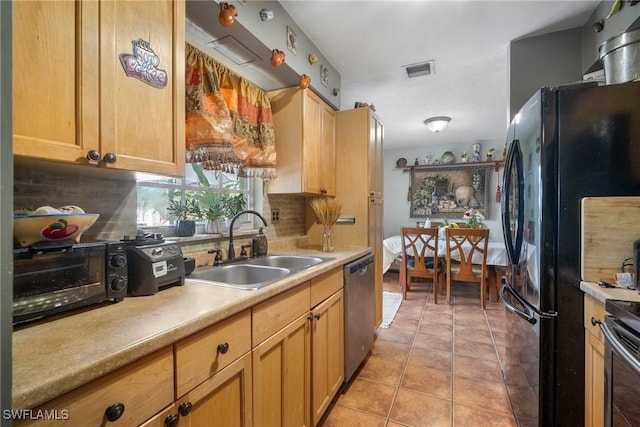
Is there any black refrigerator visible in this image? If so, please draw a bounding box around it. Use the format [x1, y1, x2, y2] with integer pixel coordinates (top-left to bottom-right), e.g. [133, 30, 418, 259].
[500, 81, 640, 426]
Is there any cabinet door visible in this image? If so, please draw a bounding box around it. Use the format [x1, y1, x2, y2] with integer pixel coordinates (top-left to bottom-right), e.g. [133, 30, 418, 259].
[13, 1, 100, 162]
[585, 330, 605, 427]
[177, 352, 253, 427]
[320, 103, 336, 196]
[253, 312, 311, 427]
[99, 0, 185, 176]
[303, 90, 323, 194]
[369, 198, 384, 328]
[584, 294, 606, 427]
[311, 290, 344, 426]
[369, 115, 384, 198]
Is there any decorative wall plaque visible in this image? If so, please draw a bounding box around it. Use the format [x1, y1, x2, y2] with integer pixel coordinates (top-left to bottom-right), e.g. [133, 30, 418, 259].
[119, 39, 167, 89]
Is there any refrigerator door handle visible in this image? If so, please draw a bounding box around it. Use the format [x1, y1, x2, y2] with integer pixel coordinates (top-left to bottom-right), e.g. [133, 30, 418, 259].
[501, 139, 525, 266]
[500, 284, 537, 324]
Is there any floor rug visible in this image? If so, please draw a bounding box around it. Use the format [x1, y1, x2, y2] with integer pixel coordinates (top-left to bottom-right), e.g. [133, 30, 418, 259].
[380, 291, 402, 328]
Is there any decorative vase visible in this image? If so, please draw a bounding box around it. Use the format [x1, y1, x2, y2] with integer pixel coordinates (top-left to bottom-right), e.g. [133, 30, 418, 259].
[204, 219, 222, 234]
[175, 219, 196, 237]
[322, 227, 335, 252]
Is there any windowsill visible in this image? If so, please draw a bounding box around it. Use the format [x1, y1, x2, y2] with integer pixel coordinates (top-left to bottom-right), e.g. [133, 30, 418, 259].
[169, 228, 261, 244]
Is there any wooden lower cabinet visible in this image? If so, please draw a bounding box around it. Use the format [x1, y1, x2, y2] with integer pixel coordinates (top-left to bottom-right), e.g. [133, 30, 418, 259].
[252, 269, 345, 427]
[584, 294, 606, 427]
[16, 347, 174, 427]
[140, 404, 179, 427]
[311, 289, 344, 426]
[177, 353, 253, 427]
[253, 311, 311, 427]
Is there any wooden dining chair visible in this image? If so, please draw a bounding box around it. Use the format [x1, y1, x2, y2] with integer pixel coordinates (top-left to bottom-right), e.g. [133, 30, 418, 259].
[400, 227, 444, 302]
[445, 228, 490, 309]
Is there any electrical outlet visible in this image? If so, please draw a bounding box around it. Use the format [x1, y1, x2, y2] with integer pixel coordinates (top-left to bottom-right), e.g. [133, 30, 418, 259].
[271, 208, 280, 223]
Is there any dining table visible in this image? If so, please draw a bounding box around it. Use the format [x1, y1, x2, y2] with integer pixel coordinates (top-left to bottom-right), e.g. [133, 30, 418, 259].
[382, 234, 509, 302]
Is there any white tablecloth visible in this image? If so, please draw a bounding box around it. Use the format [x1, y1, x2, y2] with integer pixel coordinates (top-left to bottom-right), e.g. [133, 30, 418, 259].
[382, 234, 509, 274]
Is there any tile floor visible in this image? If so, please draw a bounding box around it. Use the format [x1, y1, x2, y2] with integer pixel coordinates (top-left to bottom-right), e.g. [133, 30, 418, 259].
[321, 271, 518, 427]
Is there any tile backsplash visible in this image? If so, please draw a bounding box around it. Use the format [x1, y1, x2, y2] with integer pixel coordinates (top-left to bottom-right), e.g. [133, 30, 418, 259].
[14, 163, 138, 242]
[13, 162, 308, 248]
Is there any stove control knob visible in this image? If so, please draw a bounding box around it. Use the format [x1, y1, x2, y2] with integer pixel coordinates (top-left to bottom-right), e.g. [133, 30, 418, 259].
[151, 247, 164, 257]
[110, 254, 127, 268]
[111, 277, 126, 291]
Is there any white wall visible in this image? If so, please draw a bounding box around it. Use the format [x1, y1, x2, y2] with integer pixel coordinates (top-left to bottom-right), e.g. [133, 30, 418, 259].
[383, 142, 505, 242]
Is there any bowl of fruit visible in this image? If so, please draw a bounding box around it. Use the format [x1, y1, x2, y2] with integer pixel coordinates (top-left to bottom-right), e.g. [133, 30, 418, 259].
[13, 205, 99, 247]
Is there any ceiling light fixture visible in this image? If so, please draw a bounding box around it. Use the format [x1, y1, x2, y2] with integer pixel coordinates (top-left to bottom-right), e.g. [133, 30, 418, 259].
[424, 116, 451, 133]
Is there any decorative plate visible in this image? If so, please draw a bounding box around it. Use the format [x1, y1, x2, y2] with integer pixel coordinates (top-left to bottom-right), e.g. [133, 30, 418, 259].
[396, 158, 407, 167]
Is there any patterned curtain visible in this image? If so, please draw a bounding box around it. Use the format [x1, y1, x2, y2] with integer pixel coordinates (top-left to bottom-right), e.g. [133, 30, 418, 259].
[185, 43, 276, 180]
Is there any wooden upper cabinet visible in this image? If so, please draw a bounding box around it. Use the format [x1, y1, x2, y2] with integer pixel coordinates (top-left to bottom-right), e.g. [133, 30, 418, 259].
[267, 87, 336, 196]
[13, 1, 99, 163]
[369, 113, 384, 198]
[13, 0, 185, 177]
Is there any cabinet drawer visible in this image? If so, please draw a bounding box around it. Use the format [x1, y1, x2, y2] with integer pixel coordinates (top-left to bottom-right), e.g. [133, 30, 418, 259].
[253, 283, 311, 346]
[584, 294, 606, 343]
[17, 347, 174, 427]
[175, 309, 251, 398]
[310, 268, 343, 307]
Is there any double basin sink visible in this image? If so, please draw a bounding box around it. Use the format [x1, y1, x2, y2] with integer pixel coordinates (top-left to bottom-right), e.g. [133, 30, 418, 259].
[186, 255, 333, 290]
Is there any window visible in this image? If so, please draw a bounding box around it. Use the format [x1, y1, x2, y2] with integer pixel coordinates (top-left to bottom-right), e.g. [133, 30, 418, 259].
[136, 163, 258, 235]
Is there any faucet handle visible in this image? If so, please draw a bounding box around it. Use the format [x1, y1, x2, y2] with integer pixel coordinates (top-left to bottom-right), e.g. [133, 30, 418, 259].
[207, 248, 223, 266]
[240, 244, 251, 257]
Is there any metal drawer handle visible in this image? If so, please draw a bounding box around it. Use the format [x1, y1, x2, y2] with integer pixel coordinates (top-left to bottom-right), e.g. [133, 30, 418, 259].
[217, 342, 229, 354]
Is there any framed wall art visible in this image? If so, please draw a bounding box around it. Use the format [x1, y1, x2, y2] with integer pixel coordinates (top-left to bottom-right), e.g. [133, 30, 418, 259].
[409, 163, 492, 218]
[287, 26, 297, 55]
[320, 64, 328, 87]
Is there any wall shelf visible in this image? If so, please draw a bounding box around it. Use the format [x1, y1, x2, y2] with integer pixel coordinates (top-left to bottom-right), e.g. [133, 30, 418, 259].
[396, 160, 504, 172]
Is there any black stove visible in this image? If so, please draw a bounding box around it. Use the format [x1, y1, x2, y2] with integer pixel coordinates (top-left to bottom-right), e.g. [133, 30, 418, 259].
[605, 299, 640, 335]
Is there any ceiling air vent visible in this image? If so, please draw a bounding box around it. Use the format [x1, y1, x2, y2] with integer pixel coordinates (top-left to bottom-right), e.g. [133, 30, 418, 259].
[403, 60, 435, 79]
[206, 35, 261, 66]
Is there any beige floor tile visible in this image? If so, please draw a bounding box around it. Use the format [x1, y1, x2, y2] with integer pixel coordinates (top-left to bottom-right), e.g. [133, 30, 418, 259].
[408, 346, 452, 372]
[390, 388, 452, 427]
[321, 271, 519, 427]
[358, 355, 404, 386]
[336, 377, 396, 418]
[370, 339, 411, 365]
[321, 405, 387, 427]
[453, 403, 517, 427]
[401, 364, 452, 399]
[453, 376, 513, 416]
[454, 354, 504, 383]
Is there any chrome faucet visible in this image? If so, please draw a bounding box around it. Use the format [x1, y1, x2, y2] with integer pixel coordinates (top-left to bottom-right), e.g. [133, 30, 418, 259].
[228, 210, 268, 260]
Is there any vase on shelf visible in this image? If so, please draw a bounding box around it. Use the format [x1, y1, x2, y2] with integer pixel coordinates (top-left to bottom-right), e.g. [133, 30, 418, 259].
[322, 227, 335, 252]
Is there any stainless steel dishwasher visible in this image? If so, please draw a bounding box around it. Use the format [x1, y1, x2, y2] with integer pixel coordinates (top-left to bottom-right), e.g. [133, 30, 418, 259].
[344, 253, 375, 382]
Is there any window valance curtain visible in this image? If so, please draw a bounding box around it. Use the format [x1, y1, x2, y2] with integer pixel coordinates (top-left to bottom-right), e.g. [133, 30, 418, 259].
[185, 43, 276, 180]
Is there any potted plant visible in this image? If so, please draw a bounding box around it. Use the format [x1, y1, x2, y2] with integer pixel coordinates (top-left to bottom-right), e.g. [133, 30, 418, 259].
[167, 198, 200, 237]
[198, 192, 226, 234]
[221, 193, 247, 231]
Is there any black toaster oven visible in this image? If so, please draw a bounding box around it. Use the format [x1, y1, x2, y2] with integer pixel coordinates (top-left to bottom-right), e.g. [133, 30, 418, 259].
[13, 240, 128, 324]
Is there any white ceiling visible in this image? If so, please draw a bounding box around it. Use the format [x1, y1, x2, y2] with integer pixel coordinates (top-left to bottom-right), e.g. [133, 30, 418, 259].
[278, 0, 600, 150]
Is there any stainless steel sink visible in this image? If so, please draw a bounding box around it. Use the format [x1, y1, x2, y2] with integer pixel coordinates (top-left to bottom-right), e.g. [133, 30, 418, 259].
[186, 254, 334, 290]
[247, 255, 325, 270]
[187, 264, 291, 290]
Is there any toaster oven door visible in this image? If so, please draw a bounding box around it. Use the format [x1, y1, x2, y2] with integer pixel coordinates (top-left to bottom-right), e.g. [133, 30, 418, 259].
[13, 243, 108, 322]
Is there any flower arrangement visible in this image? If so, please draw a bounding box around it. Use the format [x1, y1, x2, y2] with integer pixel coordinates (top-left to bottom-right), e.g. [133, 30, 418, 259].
[463, 208, 485, 228]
